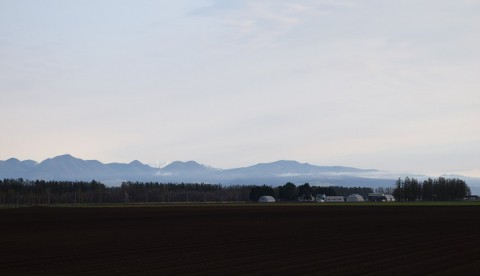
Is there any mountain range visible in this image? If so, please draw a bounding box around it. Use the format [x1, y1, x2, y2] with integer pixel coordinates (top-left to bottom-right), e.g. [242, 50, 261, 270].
[1, 154, 479, 192]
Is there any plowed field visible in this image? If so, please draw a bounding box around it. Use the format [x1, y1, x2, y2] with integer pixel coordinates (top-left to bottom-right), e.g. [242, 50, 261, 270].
[1, 205, 480, 275]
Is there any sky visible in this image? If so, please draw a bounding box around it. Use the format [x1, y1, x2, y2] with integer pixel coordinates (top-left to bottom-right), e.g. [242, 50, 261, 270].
[1, 0, 479, 177]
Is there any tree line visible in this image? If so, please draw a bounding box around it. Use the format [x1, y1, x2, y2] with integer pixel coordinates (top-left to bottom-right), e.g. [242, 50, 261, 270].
[0, 179, 254, 205]
[0, 179, 373, 205]
[393, 177, 470, 201]
[120, 181, 252, 203]
[0, 179, 106, 206]
[0, 177, 471, 206]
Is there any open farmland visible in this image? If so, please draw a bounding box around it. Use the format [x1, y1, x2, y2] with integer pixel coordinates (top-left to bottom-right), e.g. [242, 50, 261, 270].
[1, 205, 480, 275]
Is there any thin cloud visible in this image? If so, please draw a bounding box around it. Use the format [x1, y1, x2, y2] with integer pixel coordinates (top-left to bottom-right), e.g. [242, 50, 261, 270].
[191, 0, 356, 45]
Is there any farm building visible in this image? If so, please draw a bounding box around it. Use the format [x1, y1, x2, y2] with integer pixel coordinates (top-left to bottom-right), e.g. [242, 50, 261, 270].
[385, 194, 395, 202]
[297, 194, 315, 202]
[465, 195, 480, 201]
[315, 194, 327, 202]
[346, 194, 364, 202]
[368, 193, 395, 202]
[324, 196, 345, 203]
[258, 196, 276, 203]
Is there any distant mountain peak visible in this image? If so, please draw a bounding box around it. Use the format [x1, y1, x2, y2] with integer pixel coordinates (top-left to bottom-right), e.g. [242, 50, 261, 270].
[3, 158, 38, 167]
[269, 160, 311, 166]
[129, 160, 144, 166]
[244, 160, 314, 170]
[163, 161, 208, 171]
[39, 154, 79, 163]
[6, 158, 21, 163]
[55, 154, 76, 159]
[261, 160, 305, 166]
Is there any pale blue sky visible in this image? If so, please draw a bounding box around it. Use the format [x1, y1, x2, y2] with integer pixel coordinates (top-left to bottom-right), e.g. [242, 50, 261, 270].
[1, 0, 479, 177]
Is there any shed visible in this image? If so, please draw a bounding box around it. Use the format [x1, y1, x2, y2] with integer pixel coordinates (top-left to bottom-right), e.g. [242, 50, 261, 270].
[258, 196, 276, 203]
[368, 193, 387, 202]
[325, 196, 345, 203]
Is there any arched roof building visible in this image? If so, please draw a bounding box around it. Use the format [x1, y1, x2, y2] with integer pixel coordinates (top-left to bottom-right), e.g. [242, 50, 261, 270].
[346, 194, 365, 202]
[258, 196, 276, 203]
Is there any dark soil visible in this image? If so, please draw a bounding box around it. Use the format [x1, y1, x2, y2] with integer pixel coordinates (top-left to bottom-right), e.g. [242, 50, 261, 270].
[1, 205, 480, 275]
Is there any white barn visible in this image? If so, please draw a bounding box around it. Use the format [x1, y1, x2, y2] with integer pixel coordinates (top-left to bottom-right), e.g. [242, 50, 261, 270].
[346, 194, 365, 202]
[385, 194, 395, 202]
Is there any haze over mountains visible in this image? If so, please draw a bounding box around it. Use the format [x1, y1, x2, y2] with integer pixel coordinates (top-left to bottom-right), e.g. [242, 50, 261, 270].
[1, 154, 479, 191]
